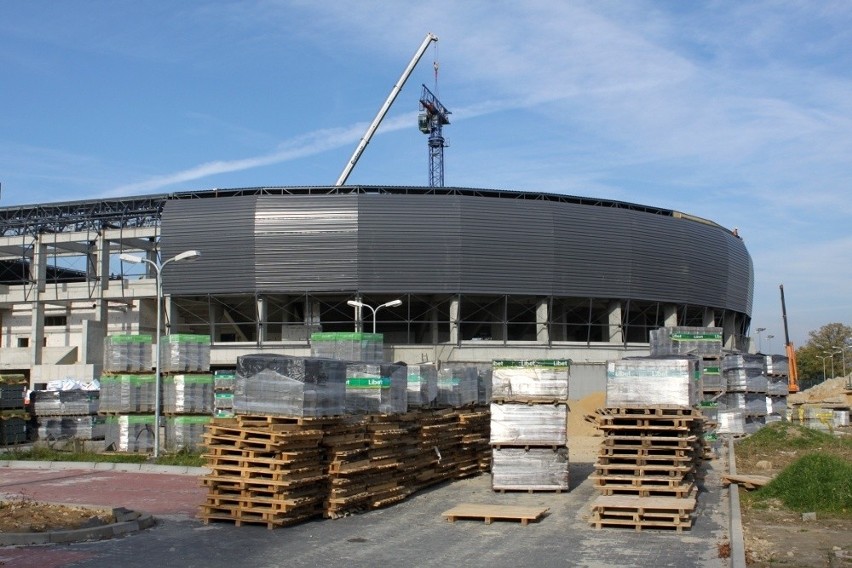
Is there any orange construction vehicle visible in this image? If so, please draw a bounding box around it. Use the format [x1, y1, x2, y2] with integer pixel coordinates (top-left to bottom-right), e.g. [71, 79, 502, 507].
[780, 284, 799, 393]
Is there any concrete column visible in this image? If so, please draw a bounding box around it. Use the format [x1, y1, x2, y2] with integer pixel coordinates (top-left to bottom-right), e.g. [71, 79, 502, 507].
[430, 302, 439, 344]
[536, 298, 550, 344]
[29, 240, 47, 365]
[256, 295, 267, 344]
[722, 312, 737, 350]
[163, 295, 177, 336]
[703, 308, 716, 328]
[92, 233, 109, 323]
[663, 304, 678, 327]
[449, 296, 460, 345]
[607, 301, 623, 344]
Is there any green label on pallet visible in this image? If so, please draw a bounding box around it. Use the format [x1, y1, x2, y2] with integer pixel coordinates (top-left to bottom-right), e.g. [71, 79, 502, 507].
[670, 332, 722, 341]
[346, 377, 391, 388]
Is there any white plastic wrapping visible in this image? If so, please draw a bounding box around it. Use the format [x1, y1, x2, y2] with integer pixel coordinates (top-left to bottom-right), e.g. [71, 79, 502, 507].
[233, 355, 347, 417]
[103, 335, 152, 373]
[489, 403, 567, 446]
[606, 357, 699, 409]
[717, 409, 745, 435]
[104, 414, 155, 453]
[491, 447, 569, 490]
[162, 374, 214, 414]
[649, 326, 723, 357]
[436, 366, 478, 407]
[491, 359, 570, 401]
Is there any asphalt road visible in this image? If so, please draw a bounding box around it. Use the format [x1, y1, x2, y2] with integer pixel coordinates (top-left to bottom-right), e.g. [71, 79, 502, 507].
[0, 457, 729, 568]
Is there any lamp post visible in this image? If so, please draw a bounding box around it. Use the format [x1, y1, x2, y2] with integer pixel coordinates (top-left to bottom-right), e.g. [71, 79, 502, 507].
[819, 352, 832, 381]
[829, 350, 842, 379]
[347, 299, 402, 333]
[120, 249, 201, 457]
[755, 327, 766, 353]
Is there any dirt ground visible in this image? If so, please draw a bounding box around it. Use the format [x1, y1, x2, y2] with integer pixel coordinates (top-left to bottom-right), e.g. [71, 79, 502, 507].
[0, 496, 113, 533]
[738, 377, 852, 567]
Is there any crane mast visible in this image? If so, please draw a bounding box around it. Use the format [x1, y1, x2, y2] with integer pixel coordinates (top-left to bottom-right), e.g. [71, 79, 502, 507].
[418, 84, 451, 187]
[780, 284, 800, 393]
[335, 33, 438, 187]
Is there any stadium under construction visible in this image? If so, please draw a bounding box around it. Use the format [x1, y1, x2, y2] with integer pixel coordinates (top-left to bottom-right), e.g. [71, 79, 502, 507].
[0, 185, 753, 389]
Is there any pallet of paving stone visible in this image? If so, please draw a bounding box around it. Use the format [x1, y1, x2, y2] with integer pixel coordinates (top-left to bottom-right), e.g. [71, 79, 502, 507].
[589, 494, 696, 532]
[442, 503, 549, 526]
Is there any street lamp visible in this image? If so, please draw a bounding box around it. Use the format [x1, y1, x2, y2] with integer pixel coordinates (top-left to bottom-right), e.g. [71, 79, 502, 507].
[347, 299, 403, 333]
[120, 249, 201, 457]
[819, 353, 831, 381]
[828, 350, 842, 379]
[755, 327, 766, 353]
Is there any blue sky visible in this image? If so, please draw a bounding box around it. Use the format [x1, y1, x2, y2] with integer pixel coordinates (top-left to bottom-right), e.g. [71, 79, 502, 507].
[2, 1, 850, 348]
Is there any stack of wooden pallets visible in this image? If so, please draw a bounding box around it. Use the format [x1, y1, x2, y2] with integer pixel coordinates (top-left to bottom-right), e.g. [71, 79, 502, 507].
[199, 415, 329, 529]
[589, 406, 703, 532]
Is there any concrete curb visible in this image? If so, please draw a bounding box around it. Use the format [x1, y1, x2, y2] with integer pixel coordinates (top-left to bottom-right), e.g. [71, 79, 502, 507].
[0, 507, 155, 547]
[727, 436, 747, 568]
[0, 460, 208, 476]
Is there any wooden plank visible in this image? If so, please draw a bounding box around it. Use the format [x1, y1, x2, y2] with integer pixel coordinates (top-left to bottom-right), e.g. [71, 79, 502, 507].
[721, 473, 773, 490]
[441, 503, 549, 526]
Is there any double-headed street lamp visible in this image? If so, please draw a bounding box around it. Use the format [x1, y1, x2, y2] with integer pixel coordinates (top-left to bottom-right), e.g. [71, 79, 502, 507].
[755, 327, 766, 353]
[347, 299, 403, 333]
[120, 249, 201, 457]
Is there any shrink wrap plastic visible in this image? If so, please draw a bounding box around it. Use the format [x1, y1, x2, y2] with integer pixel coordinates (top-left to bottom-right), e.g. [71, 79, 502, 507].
[35, 415, 105, 440]
[234, 355, 346, 417]
[103, 335, 152, 373]
[606, 358, 699, 409]
[105, 414, 155, 453]
[31, 390, 99, 416]
[160, 334, 211, 373]
[491, 447, 569, 490]
[406, 363, 438, 407]
[162, 374, 214, 414]
[491, 360, 570, 400]
[650, 326, 723, 357]
[310, 332, 383, 363]
[345, 363, 408, 414]
[489, 403, 567, 446]
[165, 415, 211, 451]
[98, 374, 156, 413]
[437, 366, 478, 407]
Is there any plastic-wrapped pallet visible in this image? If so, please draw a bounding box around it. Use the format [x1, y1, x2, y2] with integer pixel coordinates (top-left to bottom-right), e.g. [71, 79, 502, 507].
[491, 447, 569, 491]
[406, 363, 438, 408]
[491, 359, 570, 401]
[31, 390, 99, 416]
[103, 335, 152, 373]
[489, 403, 567, 446]
[606, 357, 700, 409]
[162, 374, 214, 414]
[345, 362, 408, 415]
[160, 334, 211, 373]
[720, 392, 767, 416]
[724, 368, 767, 392]
[441, 362, 493, 405]
[310, 332, 383, 363]
[98, 374, 156, 413]
[214, 392, 234, 417]
[717, 410, 745, 435]
[700, 359, 724, 391]
[436, 365, 478, 407]
[213, 370, 236, 391]
[766, 377, 789, 396]
[649, 326, 723, 357]
[234, 355, 346, 417]
[35, 416, 106, 441]
[0, 417, 27, 445]
[104, 415, 155, 453]
[764, 355, 789, 376]
[165, 415, 210, 451]
[0, 383, 26, 410]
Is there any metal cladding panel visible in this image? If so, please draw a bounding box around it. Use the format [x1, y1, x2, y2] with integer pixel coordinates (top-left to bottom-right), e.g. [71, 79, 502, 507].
[254, 195, 358, 292]
[161, 197, 257, 295]
[459, 198, 555, 295]
[357, 194, 461, 293]
[158, 189, 752, 314]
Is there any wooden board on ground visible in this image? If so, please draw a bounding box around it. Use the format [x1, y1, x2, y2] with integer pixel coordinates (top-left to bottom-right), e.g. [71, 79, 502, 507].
[721, 473, 774, 490]
[441, 503, 549, 526]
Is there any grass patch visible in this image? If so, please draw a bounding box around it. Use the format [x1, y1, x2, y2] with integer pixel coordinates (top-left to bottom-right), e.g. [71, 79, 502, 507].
[734, 421, 852, 472]
[0, 445, 205, 467]
[753, 453, 852, 515]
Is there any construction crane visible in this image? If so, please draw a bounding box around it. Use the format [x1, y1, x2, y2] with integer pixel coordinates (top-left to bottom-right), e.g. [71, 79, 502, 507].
[335, 33, 438, 187]
[779, 284, 800, 393]
[418, 84, 451, 187]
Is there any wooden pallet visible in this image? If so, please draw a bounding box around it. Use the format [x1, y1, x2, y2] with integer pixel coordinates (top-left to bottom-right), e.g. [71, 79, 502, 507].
[442, 503, 549, 525]
[590, 494, 695, 532]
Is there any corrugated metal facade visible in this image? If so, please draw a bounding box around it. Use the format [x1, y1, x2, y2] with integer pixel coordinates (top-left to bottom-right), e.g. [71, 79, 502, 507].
[160, 190, 753, 314]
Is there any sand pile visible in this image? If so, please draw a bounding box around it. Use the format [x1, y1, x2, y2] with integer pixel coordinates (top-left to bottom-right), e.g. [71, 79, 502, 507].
[788, 376, 851, 405]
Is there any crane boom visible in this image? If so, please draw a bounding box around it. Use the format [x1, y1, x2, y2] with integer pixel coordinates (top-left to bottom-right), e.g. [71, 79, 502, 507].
[780, 284, 800, 393]
[334, 33, 438, 186]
